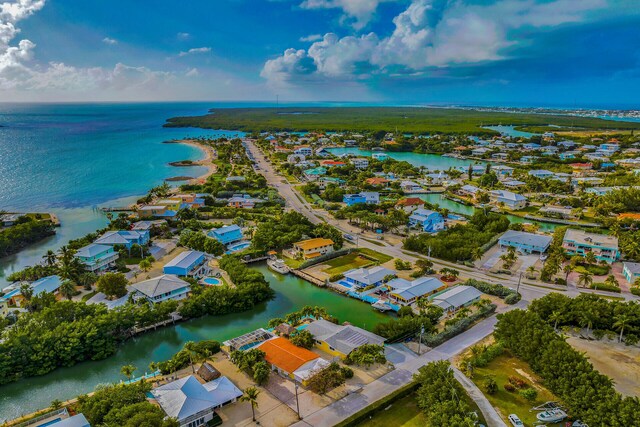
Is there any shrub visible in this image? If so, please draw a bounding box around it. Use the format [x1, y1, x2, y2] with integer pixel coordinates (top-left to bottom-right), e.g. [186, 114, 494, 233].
[503, 383, 516, 392]
[508, 376, 528, 389]
[329, 273, 345, 282]
[422, 304, 496, 347]
[589, 282, 621, 293]
[341, 366, 354, 379]
[520, 388, 538, 402]
[484, 378, 498, 395]
[504, 293, 522, 305]
[631, 287, 640, 296]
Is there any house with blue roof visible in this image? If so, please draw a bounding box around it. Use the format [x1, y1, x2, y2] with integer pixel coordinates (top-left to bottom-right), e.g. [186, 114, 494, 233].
[75, 243, 119, 273]
[151, 375, 242, 427]
[2, 275, 62, 307]
[343, 194, 367, 206]
[163, 250, 208, 277]
[94, 230, 150, 251]
[343, 266, 395, 289]
[408, 209, 445, 233]
[528, 169, 554, 179]
[303, 166, 327, 181]
[207, 225, 243, 245]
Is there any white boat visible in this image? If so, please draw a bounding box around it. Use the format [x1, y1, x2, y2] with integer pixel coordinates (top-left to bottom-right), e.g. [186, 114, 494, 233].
[267, 258, 290, 274]
[371, 300, 393, 312]
[536, 409, 567, 423]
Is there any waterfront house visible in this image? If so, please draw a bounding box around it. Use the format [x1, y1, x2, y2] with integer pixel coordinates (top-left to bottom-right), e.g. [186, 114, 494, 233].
[151, 375, 242, 427]
[539, 206, 576, 219]
[350, 158, 370, 169]
[95, 230, 150, 251]
[75, 243, 119, 273]
[528, 169, 554, 179]
[498, 230, 553, 254]
[292, 238, 335, 259]
[305, 319, 386, 359]
[425, 172, 446, 185]
[400, 180, 422, 192]
[523, 143, 541, 150]
[303, 166, 327, 181]
[492, 165, 514, 176]
[489, 190, 527, 209]
[408, 209, 445, 233]
[459, 184, 480, 199]
[1, 275, 62, 307]
[132, 274, 191, 303]
[156, 199, 183, 212]
[45, 414, 91, 427]
[562, 229, 619, 263]
[294, 146, 313, 156]
[257, 337, 330, 386]
[372, 152, 388, 161]
[623, 262, 640, 283]
[131, 220, 166, 232]
[472, 147, 491, 156]
[207, 224, 243, 245]
[175, 194, 205, 208]
[432, 285, 482, 314]
[163, 250, 208, 277]
[138, 205, 176, 219]
[343, 194, 367, 206]
[387, 276, 446, 306]
[343, 266, 395, 289]
[491, 152, 508, 161]
[395, 197, 426, 213]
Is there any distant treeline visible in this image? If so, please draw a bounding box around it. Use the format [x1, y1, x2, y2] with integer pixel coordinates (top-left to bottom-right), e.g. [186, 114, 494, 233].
[164, 107, 640, 134]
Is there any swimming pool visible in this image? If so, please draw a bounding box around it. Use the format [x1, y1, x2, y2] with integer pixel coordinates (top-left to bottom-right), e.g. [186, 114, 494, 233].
[202, 277, 221, 286]
[226, 241, 251, 254]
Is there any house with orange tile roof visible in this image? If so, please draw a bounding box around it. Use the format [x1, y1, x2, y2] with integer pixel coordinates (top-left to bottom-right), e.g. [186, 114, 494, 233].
[257, 337, 330, 385]
[395, 197, 426, 213]
[292, 238, 335, 259]
[365, 177, 390, 186]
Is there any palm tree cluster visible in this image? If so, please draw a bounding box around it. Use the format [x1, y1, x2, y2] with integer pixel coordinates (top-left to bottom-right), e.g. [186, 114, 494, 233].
[499, 246, 518, 270]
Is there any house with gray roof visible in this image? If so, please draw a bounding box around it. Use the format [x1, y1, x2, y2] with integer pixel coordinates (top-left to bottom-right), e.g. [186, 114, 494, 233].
[387, 276, 446, 305]
[305, 319, 385, 358]
[498, 230, 553, 254]
[432, 285, 482, 314]
[74, 243, 119, 273]
[343, 266, 395, 289]
[131, 274, 191, 304]
[45, 413, 91, 427]
[623, 262, 640, 283]
[151, 375, 242, 427]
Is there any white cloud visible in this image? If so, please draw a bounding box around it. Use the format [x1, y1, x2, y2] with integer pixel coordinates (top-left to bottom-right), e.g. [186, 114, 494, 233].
[178, 46, 211, 57]
[300, 0, 397, 30]
[261, 47, 316, 85]
[300, 33, 323, 42]
[185, 67, 199, 77]
[177, 32, 191, 40]
[102, 37, 118, 45]
[265, 0, 609, 85]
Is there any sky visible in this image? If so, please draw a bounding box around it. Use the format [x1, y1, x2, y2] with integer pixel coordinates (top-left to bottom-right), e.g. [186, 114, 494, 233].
[1, 0, 640, 106]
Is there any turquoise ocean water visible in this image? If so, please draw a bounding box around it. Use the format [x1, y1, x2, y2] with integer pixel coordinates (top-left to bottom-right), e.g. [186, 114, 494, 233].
[0, 102, 246, 285]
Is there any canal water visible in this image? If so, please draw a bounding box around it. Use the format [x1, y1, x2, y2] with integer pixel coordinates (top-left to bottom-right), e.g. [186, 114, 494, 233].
[326, 147, 486, 170]
[0, 264, 390, 421]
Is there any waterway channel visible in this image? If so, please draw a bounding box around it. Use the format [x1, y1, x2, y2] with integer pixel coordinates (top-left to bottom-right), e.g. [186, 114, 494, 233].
[0, 264, 390, 421]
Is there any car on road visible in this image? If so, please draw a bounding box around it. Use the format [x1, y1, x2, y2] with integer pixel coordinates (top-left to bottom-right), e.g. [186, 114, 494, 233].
[343, 234, 355, 242]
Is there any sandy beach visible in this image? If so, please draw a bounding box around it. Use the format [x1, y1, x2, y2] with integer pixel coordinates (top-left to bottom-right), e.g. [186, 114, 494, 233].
[172, 139, 217, 184]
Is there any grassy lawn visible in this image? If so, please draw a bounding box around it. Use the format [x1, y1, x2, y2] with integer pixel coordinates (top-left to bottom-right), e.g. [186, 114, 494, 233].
[283, 257, 305, 269]
[363, 238, 385, 247]
[357, 393, 427, 427]
[357, 247, 393, 264]
[470, 352, 560, 426]
[323, 253, 373, 275]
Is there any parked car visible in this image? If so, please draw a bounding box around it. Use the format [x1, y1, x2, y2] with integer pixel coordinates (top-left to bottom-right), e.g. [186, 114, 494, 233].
[508, 414, 524, 427]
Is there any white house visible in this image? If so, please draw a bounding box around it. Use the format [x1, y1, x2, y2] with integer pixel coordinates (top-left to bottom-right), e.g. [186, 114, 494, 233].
[350, 158, 370, 169]
[489, 190, 527, 209]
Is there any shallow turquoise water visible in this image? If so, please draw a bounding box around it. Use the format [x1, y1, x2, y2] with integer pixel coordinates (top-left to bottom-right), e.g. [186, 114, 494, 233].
[326, 147, 486, 170]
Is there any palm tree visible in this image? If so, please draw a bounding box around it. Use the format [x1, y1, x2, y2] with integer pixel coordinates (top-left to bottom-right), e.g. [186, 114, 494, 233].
[120, 364, 136, 381]
[471, 247, 484, 262]
[613, 313, 631, 343]
[59, 280, 76, 300]
[139, 258, 152, 272]
[579, 310, 597, 336]
[43, 250, 57, 267]
[415, 297, 432, 313]
[184, 341, 206, 374]
[577, 271, 593, 289]
[549, 310, 563, 332]
[526, 265, 537, 279]
[241, 386, 260, 422]
[585, 251, 597, 265]
[563, 264, 573, 282]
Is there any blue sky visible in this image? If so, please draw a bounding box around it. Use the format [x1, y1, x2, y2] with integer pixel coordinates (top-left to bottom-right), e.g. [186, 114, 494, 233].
[1, 0, 639, 106]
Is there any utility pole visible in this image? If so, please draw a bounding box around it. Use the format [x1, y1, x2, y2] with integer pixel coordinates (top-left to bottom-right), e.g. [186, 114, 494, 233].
[418, 324, 424, 355]
[516, 271, 523, 295]
[294, 381, 301, 420]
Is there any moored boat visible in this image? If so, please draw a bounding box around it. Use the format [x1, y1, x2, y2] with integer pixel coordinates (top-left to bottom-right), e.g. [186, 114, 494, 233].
[267, 258, 290, 274]
[536, 409, 567, 423]
[371, 300, 393, 312]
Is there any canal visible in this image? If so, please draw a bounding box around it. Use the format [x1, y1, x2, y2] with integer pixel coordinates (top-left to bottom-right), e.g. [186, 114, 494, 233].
[0, 264, 390, 421]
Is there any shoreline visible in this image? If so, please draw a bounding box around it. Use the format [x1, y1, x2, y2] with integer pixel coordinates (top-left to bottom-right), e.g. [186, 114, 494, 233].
[172, 139, 216, 184]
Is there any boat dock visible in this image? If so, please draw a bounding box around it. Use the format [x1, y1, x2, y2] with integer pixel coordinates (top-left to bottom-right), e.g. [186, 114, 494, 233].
[291, 269, 326, 287]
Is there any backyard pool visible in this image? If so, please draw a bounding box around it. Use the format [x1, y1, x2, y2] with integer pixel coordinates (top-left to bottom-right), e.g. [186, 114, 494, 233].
[225, 241, 251, 254]
[202, 277, 222, 286]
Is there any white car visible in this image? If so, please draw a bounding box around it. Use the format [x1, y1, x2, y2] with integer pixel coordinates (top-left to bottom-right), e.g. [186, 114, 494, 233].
[508, 414, 524, 426]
